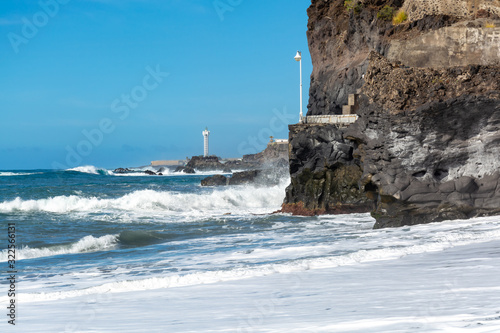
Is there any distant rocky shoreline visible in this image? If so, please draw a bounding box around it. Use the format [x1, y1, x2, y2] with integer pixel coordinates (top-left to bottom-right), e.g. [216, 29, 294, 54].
[198, 141, 289, 186]
[112, 140, 290, 185]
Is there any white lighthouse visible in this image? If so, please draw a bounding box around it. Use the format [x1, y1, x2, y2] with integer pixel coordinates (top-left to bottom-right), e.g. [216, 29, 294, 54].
[202, 127, 210, 157]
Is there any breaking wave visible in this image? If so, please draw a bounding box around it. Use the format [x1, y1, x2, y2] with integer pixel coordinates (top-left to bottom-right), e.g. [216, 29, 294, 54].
[0, 231, 178, 262]
[0, 235, 118, 261]
[64, 165, 247, 177]
[66, 165, 175, 176]
[14, 224, 500, 302]
[0, 180, 289, 215]
[66, 165, 113, 175]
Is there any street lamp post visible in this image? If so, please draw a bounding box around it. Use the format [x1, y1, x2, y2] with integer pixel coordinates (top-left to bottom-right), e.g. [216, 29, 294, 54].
[294, 51, 303, 122]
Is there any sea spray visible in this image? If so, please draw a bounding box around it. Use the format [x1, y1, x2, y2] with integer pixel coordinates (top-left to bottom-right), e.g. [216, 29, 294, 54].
[0, 178, 290, 215]
[67, 165, 113, 175]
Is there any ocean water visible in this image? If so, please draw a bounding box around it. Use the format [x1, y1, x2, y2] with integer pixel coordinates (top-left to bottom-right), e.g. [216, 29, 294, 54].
[0, 167, 500, 332]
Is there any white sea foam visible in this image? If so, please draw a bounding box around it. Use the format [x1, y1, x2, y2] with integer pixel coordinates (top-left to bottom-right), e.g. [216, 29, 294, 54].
[0, 171, 37, 176]
[14, 239, 500, 333]
[113, 166, 173, 176]
[67, 165, 174, 176]
[170, 169, 232, 176]
[0, 180, 289, 215]
[0, 235, 118, 262]
[14, 223, 500, 303]
[65, 164, 244, 177]
[66, 165, 113, 175]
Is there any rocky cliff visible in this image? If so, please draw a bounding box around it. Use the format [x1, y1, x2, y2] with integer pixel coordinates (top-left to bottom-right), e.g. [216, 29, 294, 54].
[349, 52, 500, 228]
[306, 0, 456, 115]
[282, 124, 373, 215]
[283, 0, 500, 228]
[306, 0, 499, 116]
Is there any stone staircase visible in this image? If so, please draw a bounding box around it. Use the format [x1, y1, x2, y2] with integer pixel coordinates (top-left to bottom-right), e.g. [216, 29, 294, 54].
[342, 93, 359, 115]
[299, 93, 360, 127]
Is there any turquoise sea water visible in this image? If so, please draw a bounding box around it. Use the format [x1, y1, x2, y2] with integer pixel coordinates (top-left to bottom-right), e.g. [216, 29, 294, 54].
[1, 167, 500, 332]
[0, 168, 297, 293]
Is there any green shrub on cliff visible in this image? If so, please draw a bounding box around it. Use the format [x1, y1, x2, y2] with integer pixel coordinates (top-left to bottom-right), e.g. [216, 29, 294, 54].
[377, 5, 394, 21]
[392, 9, 407, 25]
[344, 0, 362, 14]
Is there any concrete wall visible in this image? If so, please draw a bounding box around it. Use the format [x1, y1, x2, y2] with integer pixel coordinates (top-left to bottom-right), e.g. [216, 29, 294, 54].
[302, 115, 359, 125]
[387, 26, 500, 67]
[151, 160, 185, 166]
[401, 0, 500, 22]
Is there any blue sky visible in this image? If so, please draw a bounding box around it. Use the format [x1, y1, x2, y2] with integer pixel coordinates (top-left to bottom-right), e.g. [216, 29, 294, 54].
[0, 0, 312, 170]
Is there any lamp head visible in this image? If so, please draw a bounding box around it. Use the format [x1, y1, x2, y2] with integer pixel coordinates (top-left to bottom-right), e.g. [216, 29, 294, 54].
[294, 51, 302, 61]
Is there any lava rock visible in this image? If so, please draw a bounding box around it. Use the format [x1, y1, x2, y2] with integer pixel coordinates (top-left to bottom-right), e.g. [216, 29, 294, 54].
[282, 124, 373, 216]
[285, 1, 500, 228]
[113, 168, 131, 173]
[185, 156, 229, 172]
[228, 170, 261, 185]
[201, 175, 227, 186]
[183, 167, 195, 174]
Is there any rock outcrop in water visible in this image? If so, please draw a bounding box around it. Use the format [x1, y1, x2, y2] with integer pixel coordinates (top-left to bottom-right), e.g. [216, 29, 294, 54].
[175, 156, 231, 173]
[283, 0, 500, 228]
[201, 168, 287, 187]
[176, 141, 289, 175]
[201, 141, 289, 186]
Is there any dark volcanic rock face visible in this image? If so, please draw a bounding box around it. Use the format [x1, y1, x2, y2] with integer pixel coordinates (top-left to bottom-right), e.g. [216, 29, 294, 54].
[307, 0, 382, 115]
[282, 124, 373, 215]
[286, 52, 500, 227]
[287, 55, 500, 226]
[285, 0, 500, 228]
[344, 53, 500, 228]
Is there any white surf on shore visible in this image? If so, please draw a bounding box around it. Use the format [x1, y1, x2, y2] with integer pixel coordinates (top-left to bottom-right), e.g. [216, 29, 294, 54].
[1, 169, 499, 332]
